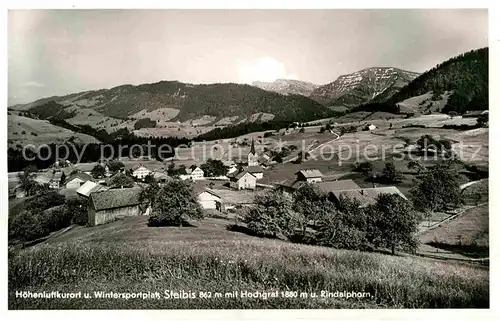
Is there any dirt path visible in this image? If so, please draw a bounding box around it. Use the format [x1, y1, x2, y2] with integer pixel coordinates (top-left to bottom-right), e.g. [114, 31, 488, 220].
[460, 178, 487, 191]
[283, 131, 341, 164]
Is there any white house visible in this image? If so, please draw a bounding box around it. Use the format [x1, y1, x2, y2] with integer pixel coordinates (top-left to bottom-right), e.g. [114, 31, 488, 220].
[296, 169, 323, 183]
[364, 124, 377, 131]
[65, 172, 94, 189]
[131, 164, 151, 180]
[246, 165, 263, 180]
[189, 165, 204, 181]
[230, 171, 257, 190]
[197, 189, 222, 210]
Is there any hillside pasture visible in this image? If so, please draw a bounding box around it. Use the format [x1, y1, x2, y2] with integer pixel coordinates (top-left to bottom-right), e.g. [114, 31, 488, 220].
[8, 216, 489, 309]
[419, 204, 489, 259]
[8, 115, 100, 148]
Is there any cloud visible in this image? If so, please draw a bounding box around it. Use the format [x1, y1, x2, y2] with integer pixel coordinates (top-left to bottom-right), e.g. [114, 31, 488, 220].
[23, 81, 44, 88]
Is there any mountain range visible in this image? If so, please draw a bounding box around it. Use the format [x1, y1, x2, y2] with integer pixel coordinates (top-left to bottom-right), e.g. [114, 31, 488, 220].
[310, 67, 420, 107]
[252, 79, 318, 96]
[9, 47, 488, 137]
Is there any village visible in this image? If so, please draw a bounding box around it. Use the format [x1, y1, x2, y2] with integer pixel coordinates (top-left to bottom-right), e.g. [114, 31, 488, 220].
[8, 130, 415, 228]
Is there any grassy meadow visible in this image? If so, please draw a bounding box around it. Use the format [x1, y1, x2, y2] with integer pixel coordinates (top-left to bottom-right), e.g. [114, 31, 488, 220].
[8, 217, 489, 309]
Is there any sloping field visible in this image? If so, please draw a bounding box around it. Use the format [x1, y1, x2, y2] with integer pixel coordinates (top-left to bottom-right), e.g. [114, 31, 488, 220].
[8, 115, 100, 147]
[419, 204, 489, 258]
[8, 216, 489, 309]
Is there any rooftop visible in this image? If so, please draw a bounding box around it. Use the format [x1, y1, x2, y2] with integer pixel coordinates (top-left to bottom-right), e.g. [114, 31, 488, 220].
[90, 187, 143, 211]
[76, 181, 109, 197]
[330, 186, 407, 207]
[296, 169, 323, 179]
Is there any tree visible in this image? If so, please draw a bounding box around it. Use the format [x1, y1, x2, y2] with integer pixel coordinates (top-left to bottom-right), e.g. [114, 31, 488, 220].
[107, 160, 125, 173]
[315, 196, 368, 250]
[407, 160, 426, 174]
[245, 190, 297, 239]
[200, 159, 228, 177]
[477, 114, 488, 127]
[382, 162, 403, 183]
[109, 173, 135, 188]
[144, 173, 156, 184]
[147, 180, 203, 227]
[167, 160, 176, 176]
[273, 154, 283, 164]
[410, 163, 462, 213]
[60, 172, 67, 186]
[91, 164, 106, 179]
[366, 194, 421, 255]
[354, 161, 374, 176]
[292, 183, 327, 237]
[17, 166, 52, 197]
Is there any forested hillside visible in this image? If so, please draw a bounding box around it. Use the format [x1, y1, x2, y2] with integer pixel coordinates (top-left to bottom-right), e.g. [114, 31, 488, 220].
[389, 48, 488, 114]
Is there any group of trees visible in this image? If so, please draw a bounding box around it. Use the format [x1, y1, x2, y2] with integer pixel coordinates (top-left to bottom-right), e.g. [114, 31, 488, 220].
[353, 161, 404, 183]
[242, 158, 464, 255]
[244, 185, 421, 255]
[9, 188, 87, 243]
[134, 118, 157, 130]
[200, 159, 228, 177]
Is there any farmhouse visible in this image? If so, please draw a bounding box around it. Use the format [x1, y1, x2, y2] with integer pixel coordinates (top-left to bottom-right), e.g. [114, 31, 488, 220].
[296, 169, 323, 183]
[189, 165, 205, 180]
[76, 181, 109, 198]
[276, 179, 360, 194]
[65, 172, 94, 189]
[87, 187, 146, 226]
[364, 124, 377, 131]
[151, 171, 170, 183]
[179, 165, 205, 181]
[197, 188, 222, 210]
[229, 171, 257, 190]
[246, 165, 263, 180]
[329, 186, 407, 208]
[247, 139, 259, 166]
[208, 188, 260, 212]
[34, 171, 63, 189]
[131, 164, 151, 180]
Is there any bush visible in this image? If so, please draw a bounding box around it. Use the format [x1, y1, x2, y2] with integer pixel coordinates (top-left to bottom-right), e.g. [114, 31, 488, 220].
[382, 162, 403, 183]
[147, 180, 203, 226]
[353, 161, 374, 176]
[410, 163, 462, 212]
[244, 190, 297, 239]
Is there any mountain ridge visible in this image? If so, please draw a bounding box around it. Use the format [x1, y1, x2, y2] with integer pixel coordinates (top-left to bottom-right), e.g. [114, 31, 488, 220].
[310, 67, 420, 107]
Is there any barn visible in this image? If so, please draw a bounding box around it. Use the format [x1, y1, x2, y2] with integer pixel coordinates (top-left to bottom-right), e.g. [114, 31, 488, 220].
[197, 189, 222, 210]
[88, 188, 145, 226]
[65, 172, 94, 189]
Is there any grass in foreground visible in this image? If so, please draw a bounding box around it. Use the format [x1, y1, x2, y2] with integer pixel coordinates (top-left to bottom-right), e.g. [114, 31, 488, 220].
[8, 217, 489, 309]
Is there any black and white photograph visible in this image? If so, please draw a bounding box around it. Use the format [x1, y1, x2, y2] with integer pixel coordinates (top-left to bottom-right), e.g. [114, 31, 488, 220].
[4, 3, 495, 315]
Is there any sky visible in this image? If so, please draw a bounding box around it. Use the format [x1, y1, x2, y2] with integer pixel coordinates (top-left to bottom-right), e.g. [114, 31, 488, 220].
[8, 9, 488, 105]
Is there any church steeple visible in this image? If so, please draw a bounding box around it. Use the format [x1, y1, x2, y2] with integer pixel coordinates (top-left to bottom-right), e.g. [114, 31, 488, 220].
[250, 138, 256, 155]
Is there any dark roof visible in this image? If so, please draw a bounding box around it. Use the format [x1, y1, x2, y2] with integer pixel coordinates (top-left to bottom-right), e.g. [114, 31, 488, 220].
[90, 188, 142, 211]
[67, 171, 93, 183]
[234, 171, 255, 180]
[296, 169, 323, 179]
[329, 186, 407, 207]
[250, 138, 256, 154]
[282, 179, 360, 192]
[246, 165, 263, 173]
